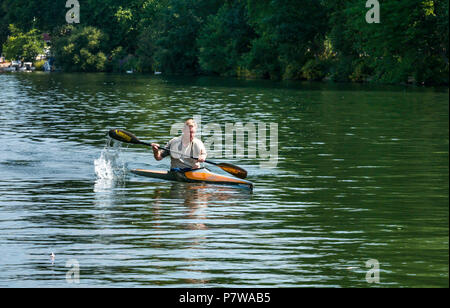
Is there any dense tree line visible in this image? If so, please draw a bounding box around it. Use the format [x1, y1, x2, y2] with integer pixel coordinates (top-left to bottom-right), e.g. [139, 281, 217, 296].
[0, 0, 448, 85]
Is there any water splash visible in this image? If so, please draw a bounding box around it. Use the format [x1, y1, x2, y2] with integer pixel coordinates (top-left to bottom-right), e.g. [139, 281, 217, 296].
[94, 138, 128, 191]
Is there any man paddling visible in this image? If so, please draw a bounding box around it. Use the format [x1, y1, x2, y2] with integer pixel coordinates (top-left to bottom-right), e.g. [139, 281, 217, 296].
[151, 119, 207, 171]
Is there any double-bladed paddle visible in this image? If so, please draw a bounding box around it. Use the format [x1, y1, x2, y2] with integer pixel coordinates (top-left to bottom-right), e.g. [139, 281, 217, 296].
[108, 128, 248, 179]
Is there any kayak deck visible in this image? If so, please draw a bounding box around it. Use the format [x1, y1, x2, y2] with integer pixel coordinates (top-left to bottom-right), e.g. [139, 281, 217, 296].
[131, 168, 253, 189]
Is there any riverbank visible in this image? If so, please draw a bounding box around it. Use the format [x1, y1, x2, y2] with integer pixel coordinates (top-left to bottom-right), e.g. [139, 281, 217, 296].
[18, 69, 447, 88]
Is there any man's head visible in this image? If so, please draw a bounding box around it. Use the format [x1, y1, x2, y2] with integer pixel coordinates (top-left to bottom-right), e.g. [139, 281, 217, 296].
[184, 119, 197, 142]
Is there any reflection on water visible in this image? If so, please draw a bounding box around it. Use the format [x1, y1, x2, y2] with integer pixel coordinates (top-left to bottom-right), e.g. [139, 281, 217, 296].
[0, 73, 448, 287]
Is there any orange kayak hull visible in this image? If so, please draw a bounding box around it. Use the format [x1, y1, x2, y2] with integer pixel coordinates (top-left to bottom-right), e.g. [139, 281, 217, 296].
[131, 168, 253, 189]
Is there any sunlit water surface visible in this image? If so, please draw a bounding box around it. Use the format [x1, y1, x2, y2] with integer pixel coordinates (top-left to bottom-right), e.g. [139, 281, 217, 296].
[0, 73, 448, 287]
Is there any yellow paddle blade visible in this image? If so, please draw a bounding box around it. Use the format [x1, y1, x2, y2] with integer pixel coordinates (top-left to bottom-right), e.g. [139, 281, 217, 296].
[217, 163, 248, 179]
[108, 129, 141, 144]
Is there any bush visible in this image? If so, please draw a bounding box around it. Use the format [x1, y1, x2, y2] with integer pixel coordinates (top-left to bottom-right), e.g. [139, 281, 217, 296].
[2, 24, 44, 61]
[369, 55, 413, 84]
[107, 46, 127, 72]
[34, 59, 45, 71]
[52, 25, 108, 72]
[301, 58, 328, 81]
[282, 62, 304, 80]
[349, 59, 373, 82]
[413, 55, 449, 85]
[242, 36, 281, 79]
[122, 54, 139, 72]
[329, 56, 354, 82]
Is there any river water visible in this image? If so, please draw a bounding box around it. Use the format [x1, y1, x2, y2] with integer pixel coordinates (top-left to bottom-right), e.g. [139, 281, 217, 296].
[0, 72, 448, 287]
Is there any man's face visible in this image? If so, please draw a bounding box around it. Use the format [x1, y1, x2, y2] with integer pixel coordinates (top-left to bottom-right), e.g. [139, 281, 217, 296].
[186, 121, 196, 141]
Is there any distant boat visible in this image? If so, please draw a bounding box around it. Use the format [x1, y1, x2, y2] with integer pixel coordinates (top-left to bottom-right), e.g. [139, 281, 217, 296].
[17, 62, 35, 72]
[3, 66, 16, 72]
[24, 62, 35, 71]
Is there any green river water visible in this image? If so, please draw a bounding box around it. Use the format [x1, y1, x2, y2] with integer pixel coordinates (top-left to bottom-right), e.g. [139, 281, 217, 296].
[0, 72, 448, 287]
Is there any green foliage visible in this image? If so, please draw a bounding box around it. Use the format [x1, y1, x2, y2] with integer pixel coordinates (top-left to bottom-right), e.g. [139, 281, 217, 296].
[301, 59, 329, 81]
[107, 46, 127, 72]
[0, 0, 446, 85]
[349, 59, 374, 83]
[242, 36, 281, 79]
[2, 25, 44, 61]
[333, 0, 449, 85]
[328, 56, 354, 82]
[52, 25, 108, 72]
[197, 1, 255, 76]
[243, 0, 330, 79]
[135, 27, 157, 73]
[146, 0, 222, 74]
[34, 59, 46, 71]
[0, 0, 67, 32]
[121, 55, 139, 72]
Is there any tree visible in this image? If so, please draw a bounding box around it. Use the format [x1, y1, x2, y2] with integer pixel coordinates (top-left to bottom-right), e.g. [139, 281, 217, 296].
[244, 0, 329, 79]
[138, 0, 222, 74]
[197, 0, 255, 75]
[2, 24, 44, 61]
[135, 0, 169, 72]
[332, 0, 449, 84]
[0, 0, 446, 84]
[52, 25, 108, 72]
[0, 0, 66, 33]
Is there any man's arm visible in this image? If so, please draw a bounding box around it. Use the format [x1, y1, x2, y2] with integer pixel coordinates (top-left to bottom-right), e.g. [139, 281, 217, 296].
[151, 143, 163, 161]
[151, 143, 170, 161]
[196, 141, 207, 163]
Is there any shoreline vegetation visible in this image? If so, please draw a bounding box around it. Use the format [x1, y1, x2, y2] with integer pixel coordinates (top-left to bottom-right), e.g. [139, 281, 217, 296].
[0, 0, 448, 86]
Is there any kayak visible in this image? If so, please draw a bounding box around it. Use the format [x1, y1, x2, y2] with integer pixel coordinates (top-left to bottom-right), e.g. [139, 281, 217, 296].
[131, 168, 253, 189]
